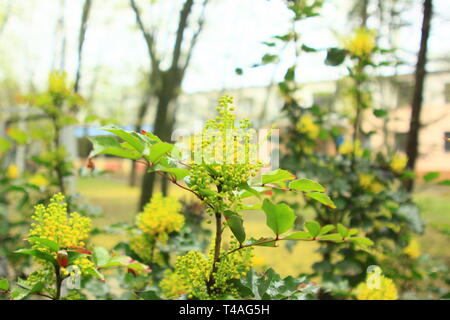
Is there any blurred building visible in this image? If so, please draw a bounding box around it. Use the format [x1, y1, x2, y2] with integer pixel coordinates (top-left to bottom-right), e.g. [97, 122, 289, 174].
[173, 70, 450, 176]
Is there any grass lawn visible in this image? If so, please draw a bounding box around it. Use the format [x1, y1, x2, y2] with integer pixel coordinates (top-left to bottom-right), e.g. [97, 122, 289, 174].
[77, 176, 450, 278]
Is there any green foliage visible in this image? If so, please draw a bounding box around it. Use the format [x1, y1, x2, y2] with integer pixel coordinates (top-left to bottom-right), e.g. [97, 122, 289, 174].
[88, 95, 366, 299]
[234, 268, 319, 300]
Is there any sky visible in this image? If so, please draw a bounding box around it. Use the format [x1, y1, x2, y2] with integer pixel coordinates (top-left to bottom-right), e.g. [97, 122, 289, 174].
[0, 0, 449, 100]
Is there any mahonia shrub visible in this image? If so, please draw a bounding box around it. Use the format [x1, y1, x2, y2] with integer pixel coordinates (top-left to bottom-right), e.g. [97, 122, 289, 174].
[88, 95, 373, 300]
[130, 193, 184, 264]
[6, 193, 149, 300]
[160, 242, 253, 300]
[275, 26, 422, 299]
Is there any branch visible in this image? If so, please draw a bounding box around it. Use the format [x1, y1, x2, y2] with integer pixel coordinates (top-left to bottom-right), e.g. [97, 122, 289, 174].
[0, 0, 12, 37]
[74, 0, 93, 94]
[181, 0, 209, 77]
[129, 0, 160, 73]
[227, 236, 350, 255]
[171, 0, 194, 71]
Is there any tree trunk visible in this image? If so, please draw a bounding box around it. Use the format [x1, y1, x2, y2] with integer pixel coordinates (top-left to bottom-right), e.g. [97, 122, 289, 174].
[404, 0, 433, 192]
[129, 86, 152, 186]
[138, 80, 177, 209]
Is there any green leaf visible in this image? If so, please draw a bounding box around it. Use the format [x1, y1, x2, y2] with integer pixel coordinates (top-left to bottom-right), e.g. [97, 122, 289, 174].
[350, 237, 374, 246]
[89, 136, 141, 160]
[284, 66, 295, 82]
[289, 178, 325, 192]
[139, 290, 162, 300]
[262, 199, 296, 236]
[325, 48, 348, 66]
[238, 182, 262, 199]
[284, 231, 312, 240]
[318, 233, 343, 241]
[148, 142, 173, 163]
[154, 167, 189, 181]
[262, 169, 295, 185]
[423, 171, 440, 182]
[15, 248, 56, 265]
[305, 221, 321, 238]
[102, 125, 145, 153]
[7, 128, 28, 144]
[0, 137, 12, 154]
[11, 287, 30, 300]
[224, 211, 246, 244]
[67, 251, 87, 265]
[319, 224, 335, 236]
[438, 179, 450, 186]
[86, 267, 104, 281]
[373, 109, 388, 118]
[261, 53, 278, 65]
[305, 192, 336, 209]
[28, 237, 60, 252]
[301, 44, 317, 52]
[245, 237, 277, 247]
[93, 247, 110, 267]
[337, 224, 348, 238]
[235, 68, 243, 75]
[0, 278, 9, 291]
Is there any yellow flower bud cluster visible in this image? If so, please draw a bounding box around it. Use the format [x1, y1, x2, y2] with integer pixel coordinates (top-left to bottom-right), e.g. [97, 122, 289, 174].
[187, 96, 263, 213]
[358, 173, 385, 193]
[30, 193, 92, 249]
[390, 152, 408, 174]
[296, 115, 320, 140]
[29, 174, 50, 187]
[29, 193, 94, 273]
[161, 242, 253, 300]
[403, 238, 421, 259]
[135, 193, 184, 242]
[344, 27, 376, 58]
[338, 139, 363, 157]
[6, 164, 19, 180]
[355, 273, 398, 300]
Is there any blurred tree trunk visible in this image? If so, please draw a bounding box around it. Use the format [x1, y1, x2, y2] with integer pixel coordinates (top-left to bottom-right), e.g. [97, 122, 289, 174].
[130, 0, 208, 210]
[0, 0, 12, 37]
[60, 0, 93, 195]
[404, 0, 433, 192]
[74, 0, 93, 94]
[129, 84, 152, 187]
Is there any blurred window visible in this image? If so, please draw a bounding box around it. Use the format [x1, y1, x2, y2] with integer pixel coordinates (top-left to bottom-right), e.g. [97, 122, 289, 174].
[313, 92, 334, 110]
[396, 82, 414, 108]
[445, 83, 450, 103]
[445, 132, 450, 152]
[395, 132, 408, 152]
[240, 97, 254, 110]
